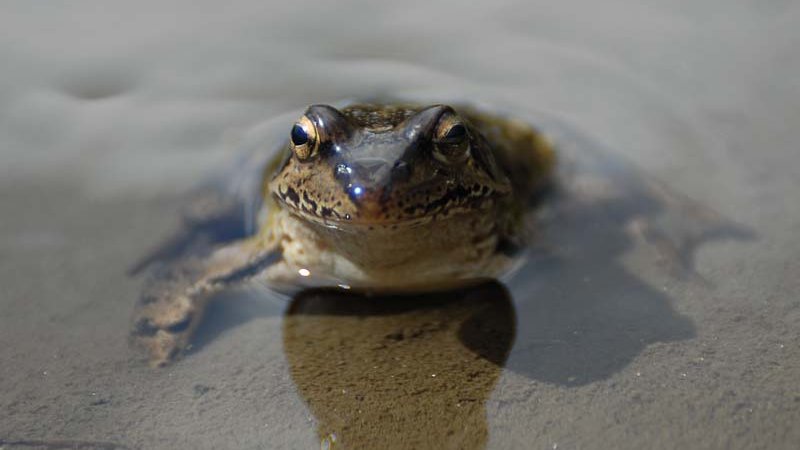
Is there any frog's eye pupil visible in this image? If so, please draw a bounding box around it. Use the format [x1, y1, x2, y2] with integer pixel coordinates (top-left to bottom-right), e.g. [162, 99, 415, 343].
[291, 124, 309, 146]
[445, 124, 466, 140]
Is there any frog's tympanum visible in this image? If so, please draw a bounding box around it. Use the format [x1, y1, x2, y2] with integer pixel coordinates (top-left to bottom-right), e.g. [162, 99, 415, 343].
[134, 103, 555, 366]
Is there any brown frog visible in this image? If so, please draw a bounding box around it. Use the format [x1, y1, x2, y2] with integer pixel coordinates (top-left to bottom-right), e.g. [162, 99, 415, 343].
[133, 103, 555, 366]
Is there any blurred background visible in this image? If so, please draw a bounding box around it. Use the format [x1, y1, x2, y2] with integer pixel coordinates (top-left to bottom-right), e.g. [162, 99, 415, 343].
[1, 1, 798, 449]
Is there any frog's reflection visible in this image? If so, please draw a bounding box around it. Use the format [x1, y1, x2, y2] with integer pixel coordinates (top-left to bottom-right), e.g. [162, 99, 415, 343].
[283, 281, 514, 450]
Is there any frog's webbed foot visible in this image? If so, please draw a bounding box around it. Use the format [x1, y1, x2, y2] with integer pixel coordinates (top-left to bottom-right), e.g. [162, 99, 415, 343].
[133, 279, 204, 367]
[132, 243, 279, 367]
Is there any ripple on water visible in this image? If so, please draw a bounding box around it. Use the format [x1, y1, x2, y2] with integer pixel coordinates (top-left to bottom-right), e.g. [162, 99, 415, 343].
[57, 64, 139, 100]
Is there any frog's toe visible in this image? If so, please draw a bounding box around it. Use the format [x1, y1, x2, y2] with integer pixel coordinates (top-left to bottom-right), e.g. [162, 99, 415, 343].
[135, 329, 182, 367]
[132, 294, 202, 367]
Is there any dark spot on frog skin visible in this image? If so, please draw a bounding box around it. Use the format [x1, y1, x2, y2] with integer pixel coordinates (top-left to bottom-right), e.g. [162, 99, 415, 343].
[424, 185, 471, 214]
[303, 191, 318, 213]
[281, 186, 301, 205]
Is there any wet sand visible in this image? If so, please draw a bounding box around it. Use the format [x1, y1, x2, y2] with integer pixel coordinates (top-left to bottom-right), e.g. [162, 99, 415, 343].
[2, 1, 799, 449]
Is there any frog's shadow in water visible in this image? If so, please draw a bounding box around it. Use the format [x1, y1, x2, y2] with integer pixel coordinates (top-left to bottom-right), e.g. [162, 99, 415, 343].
[501, 127, 754, 386]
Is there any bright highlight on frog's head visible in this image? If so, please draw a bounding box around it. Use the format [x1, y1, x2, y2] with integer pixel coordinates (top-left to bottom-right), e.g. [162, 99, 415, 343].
[269, 104, 512, 227]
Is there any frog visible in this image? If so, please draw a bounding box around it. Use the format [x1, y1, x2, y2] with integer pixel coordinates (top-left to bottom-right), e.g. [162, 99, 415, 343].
[133, 103, 556, 366]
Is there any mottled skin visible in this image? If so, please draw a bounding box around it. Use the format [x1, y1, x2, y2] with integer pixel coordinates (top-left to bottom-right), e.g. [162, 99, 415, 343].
[133, 103, 555, 366]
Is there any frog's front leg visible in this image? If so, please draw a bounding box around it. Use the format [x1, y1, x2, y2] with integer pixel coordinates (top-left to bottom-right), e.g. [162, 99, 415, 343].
[132, 239, 279, 367]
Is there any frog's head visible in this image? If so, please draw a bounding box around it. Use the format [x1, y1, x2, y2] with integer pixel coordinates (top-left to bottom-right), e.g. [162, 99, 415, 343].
[269, 104, 511, 227]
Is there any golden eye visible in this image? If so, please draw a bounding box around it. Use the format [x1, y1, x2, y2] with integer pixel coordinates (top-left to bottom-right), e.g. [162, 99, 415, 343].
[440, 123, 466, 142]
[290, 116, 317, 160]
[433, 116, 470, 164]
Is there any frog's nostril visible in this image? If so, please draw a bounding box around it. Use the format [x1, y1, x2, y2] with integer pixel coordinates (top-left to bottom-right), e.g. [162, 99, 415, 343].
[351, 158, 393, 183]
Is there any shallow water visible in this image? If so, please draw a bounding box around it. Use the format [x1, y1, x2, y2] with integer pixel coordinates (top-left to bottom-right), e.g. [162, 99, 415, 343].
[2, 1, 799, 449]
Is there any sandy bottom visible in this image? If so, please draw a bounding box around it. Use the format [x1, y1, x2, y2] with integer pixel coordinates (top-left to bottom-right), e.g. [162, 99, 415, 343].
[1, 1, 799, 449]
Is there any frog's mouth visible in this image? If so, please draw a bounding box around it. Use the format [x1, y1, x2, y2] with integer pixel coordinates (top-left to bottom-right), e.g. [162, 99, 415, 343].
[275, 183, 503, 229]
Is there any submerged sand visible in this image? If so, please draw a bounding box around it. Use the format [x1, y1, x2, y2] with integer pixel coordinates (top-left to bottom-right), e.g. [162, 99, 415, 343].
[1, 1, 799, 449]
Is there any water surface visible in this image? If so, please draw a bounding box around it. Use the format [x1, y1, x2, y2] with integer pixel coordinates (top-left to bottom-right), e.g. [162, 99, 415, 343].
[2, 1, 799, 449]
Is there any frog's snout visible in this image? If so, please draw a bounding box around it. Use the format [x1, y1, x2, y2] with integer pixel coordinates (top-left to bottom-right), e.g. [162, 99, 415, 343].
[349, 157, 394, 185]
[339, 156, 409, 205]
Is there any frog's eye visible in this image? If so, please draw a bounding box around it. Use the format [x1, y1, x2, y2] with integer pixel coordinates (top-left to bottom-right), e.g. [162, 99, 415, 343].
[442, 124, 466, 142]
[290, 116, 318, 160]
[433, 117, 470, 164]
